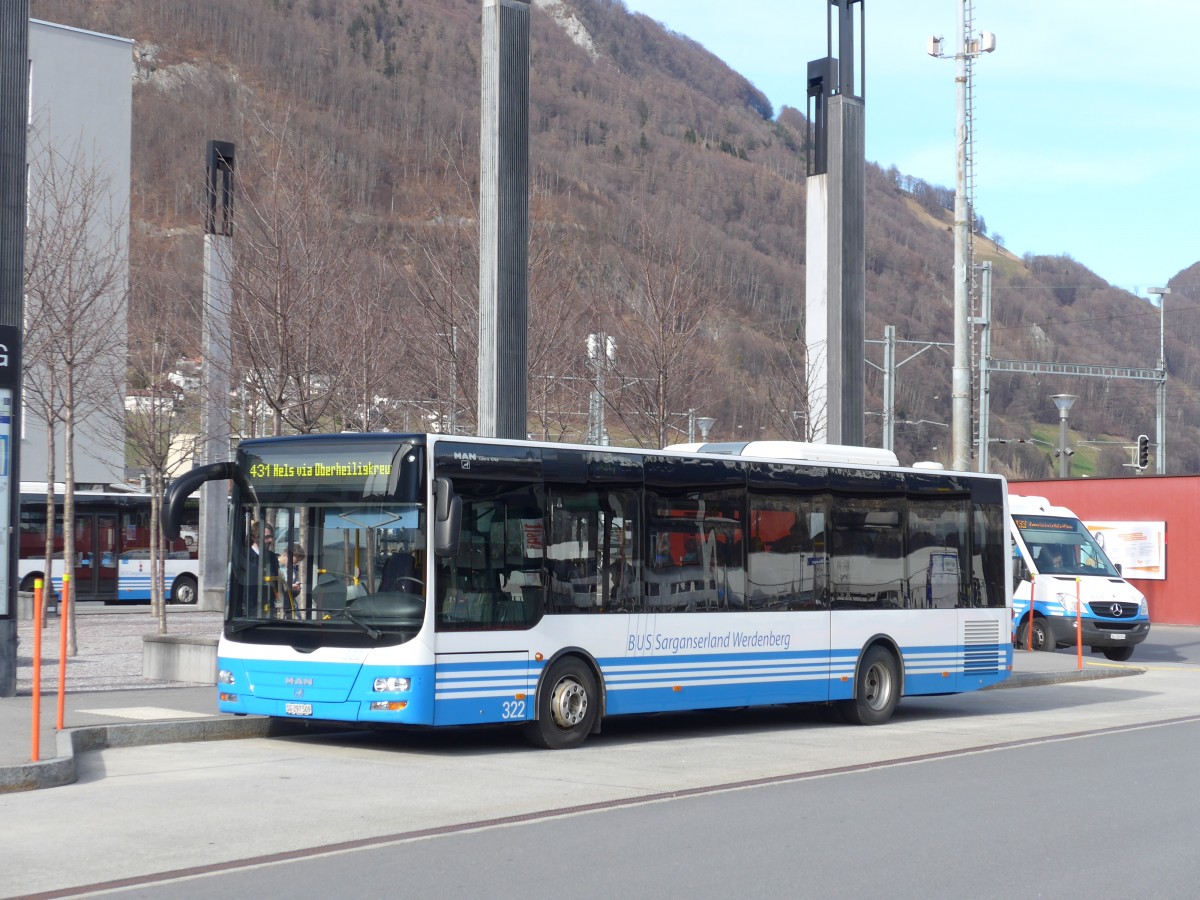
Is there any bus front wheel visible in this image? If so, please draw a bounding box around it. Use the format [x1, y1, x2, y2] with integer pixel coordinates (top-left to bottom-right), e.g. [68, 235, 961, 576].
[1101, 646, 1134, 662]
[524, 658, 597, 750]
[171, 574, 199, 605]
[837, 645, 900, 726]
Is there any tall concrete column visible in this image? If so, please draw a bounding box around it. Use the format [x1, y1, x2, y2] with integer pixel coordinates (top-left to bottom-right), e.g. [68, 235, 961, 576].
[0, 1, 29, 697]
[200, 141, 233, 612]
[805, 1, 865, 447]
[477, 0, 529, 439]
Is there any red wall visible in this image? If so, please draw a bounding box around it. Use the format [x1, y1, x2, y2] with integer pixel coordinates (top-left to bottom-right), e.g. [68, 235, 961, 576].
[1014, 476, 1200, 625]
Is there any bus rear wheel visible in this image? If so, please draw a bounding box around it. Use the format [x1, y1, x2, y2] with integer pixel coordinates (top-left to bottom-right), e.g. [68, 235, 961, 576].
[171, 574, 198, 605]
[524, 658, 597, 749]
[837, 645, 900, 726]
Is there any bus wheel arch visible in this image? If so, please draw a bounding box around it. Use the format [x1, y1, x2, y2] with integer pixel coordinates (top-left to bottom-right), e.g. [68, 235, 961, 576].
[171, 574, 199, 605]
[837, 640, 902, 726]
[524, 651, 603, 749]
[19, 572, 43, 593]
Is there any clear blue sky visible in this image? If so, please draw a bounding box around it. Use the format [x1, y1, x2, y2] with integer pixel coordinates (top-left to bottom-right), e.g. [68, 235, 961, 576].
[620, 1, 1198, 296]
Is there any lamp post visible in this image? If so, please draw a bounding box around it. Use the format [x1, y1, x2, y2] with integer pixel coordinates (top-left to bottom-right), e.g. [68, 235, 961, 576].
[1050, 394, 1076, 478]
[1148, 286, 1170, 474]
[696, 417, 716, 441]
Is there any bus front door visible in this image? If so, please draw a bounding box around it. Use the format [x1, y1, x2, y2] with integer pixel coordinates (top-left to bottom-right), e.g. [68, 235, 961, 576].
[72, 514, 118, 602]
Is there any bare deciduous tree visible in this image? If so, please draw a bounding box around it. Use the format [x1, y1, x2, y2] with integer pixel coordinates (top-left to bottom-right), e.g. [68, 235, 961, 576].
[601, 213, 723, 448]
[229, 121, 369, 436]
[24, 130, 127, 654]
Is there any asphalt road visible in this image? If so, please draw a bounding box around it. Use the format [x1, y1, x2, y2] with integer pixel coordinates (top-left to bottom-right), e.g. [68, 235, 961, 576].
[4, 626, 1199, 898]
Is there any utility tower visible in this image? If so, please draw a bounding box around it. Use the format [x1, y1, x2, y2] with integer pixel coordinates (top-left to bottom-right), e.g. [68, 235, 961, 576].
[929, 1, 994, 470]
[805, 0, 865, 446]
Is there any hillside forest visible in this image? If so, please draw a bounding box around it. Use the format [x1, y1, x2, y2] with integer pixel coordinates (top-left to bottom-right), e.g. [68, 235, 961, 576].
[26, 0, 1200, 479]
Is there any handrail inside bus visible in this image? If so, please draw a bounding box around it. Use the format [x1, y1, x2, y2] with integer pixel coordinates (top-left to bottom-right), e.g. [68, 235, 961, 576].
[163, 462, 236, 540]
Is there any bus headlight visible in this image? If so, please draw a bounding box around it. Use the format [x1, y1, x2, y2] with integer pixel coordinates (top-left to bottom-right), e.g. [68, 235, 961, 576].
[218, 669, 236, 685]
[373, 677, 411, 693]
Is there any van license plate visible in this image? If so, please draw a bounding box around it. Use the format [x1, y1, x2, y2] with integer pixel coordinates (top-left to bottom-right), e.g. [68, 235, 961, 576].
[285, 703, 313, 716]
[1111, 634, 1125, 640]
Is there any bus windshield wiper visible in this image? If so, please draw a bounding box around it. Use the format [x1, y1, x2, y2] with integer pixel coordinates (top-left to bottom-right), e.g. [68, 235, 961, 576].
[335, 609, 382, 639]
[229, 619, 274, 634]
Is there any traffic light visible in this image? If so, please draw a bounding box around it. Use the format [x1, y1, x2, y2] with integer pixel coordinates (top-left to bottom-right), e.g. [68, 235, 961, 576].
[1136, 434, 1150, 469]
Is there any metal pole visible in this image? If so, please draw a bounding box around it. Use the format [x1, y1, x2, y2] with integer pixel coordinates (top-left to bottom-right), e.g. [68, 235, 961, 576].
[882, 325, 895, 451]
[1058, 409, 1070, 478]
[950, 0, 971, 471]
[1157, 291, 1166, 474]
[977, 261, 992, 472]
[0, 1, 30, 698]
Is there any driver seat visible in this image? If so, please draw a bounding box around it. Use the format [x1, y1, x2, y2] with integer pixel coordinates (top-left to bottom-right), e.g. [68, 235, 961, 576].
[380, 552, 416, 592]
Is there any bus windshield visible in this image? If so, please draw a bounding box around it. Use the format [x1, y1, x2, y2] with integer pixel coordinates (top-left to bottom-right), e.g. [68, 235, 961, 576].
[1013, 514, 1120, 578]
[229, 435, 427, 638]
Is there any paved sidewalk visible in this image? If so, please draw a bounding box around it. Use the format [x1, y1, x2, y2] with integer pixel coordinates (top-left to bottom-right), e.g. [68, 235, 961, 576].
[0, 607, 1139, 793]
[0, 604, 253, 792]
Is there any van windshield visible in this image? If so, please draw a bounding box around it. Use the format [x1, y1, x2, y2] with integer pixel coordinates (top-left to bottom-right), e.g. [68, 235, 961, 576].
[1013, 514, 1120, 578]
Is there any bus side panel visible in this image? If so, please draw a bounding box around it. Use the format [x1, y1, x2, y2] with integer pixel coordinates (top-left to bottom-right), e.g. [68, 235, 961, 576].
[602, 612, 833, 714]
[830, 610, 1009, 700]
[433, 652, 534, 726]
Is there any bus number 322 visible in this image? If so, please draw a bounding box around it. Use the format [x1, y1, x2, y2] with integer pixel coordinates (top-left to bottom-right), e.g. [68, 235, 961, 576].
[502, 700, 527, 720]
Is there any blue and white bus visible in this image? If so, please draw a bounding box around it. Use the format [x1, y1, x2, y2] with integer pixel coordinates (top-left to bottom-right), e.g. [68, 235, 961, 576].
[19, 486, 200, 604]
[165, 434, 1012, 748]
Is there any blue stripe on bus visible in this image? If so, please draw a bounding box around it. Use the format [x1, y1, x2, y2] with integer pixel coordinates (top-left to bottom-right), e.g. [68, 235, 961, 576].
[219, 641, 1009, 726]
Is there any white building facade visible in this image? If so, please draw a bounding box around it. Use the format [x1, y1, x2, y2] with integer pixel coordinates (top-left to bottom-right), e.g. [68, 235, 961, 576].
[24, 20, 131, 487]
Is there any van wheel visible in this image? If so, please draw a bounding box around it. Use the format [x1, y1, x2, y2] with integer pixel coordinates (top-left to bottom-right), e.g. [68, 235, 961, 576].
[524, 658, 597, 749]
[1102, 646, 1134, 662]
[837, 645, 900, 725]
[1021, 617, 1055, 652]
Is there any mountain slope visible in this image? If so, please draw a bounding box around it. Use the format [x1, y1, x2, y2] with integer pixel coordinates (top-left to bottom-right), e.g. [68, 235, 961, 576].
[28, 0, 1200, 474]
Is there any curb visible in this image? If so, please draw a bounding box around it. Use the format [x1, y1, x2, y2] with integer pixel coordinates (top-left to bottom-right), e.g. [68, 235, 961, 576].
[990, 666, 1145, 690]
[0, 716, 307, 795]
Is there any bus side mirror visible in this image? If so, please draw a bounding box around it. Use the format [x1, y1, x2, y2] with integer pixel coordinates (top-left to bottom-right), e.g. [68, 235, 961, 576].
[433, 476, 461, 558]
[163, 462, 235, 540]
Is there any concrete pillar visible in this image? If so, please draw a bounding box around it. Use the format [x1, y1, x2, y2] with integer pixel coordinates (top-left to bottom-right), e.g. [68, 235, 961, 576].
[477, 0, 529, 439]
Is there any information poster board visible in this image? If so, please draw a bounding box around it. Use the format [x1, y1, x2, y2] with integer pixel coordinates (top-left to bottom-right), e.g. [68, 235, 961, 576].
[0, 389, 9, 613]
[1083, 520, 1166, 581]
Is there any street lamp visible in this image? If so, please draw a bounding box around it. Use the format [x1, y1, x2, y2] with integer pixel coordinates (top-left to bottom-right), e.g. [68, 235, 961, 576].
[1148, 286, 1170, 475]
[1050, 394, 1076, 478]
[696, 417, 716, 441]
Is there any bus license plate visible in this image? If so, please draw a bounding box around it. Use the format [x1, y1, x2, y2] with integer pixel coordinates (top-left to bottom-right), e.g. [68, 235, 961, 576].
[285, 702, 313, 716]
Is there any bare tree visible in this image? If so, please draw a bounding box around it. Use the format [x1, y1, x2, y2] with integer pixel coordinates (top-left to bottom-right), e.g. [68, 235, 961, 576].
[229, 122, 367, 436]
[23, 131, 127, 655]
[601, 213, 723, 448]
[117, 270, 198, 631]
[759, 318, 825, 441]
